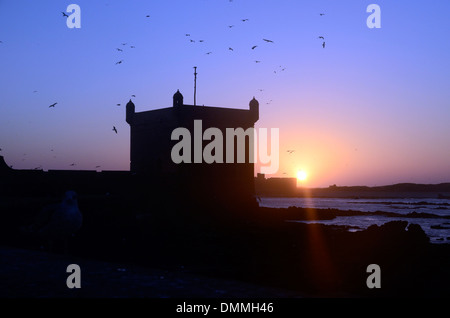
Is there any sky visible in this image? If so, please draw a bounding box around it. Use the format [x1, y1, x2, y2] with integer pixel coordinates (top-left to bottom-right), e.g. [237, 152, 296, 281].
[0, 0, 449, 188]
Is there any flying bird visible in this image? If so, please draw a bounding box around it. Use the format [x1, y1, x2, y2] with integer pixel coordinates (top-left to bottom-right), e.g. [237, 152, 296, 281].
[263, 39, 274, 43]
[320, 13, 325, 16]
[287, 150, 295, 154]
[33, 90, 38, 93]
[116, 104, 121, 106]
[206, 52, 212, 55]
[318, 36, 324, 40]
[115, 60, 123, 65]
[69, 163, 76, 166]
[228, 47, 233, 51]
[131, 94, 136, 97]
[251, 45, 257, 50]
[62, 12, 69, 17]
[116, 48, 123, 51]
[113, 126, 118, 134]
[49, 102, 57, 108]
[146, 15, 150, 18]
[228, 25, 234, 28]
[241, 19, 249, 22]
[130, 46, 135, 48]
[121, 43, 127, 46]
[255, 60, 261, 63]
[185, 34, 190, 36]
[21, 191, 82, 253]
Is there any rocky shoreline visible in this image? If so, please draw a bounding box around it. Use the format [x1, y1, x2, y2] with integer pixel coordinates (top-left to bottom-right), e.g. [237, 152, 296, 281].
[1, 194, 449, 297]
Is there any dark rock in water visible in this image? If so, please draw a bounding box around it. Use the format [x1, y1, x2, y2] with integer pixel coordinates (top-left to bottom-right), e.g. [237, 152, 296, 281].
[406, 211, 446, 218]
[364, 221, 429, 245]
[407, 223, 428, 240]
[431, 224, 450, 229]
[370, 220, 409, 235]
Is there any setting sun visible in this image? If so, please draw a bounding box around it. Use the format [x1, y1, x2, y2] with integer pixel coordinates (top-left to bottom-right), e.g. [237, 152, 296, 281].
[297, 170, 307, 182]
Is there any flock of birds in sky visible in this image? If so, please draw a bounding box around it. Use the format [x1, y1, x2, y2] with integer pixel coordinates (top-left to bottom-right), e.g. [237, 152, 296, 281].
[48, 7, 327, 122]
[0, 4, 328, 171]
[0, 5, 331, 245]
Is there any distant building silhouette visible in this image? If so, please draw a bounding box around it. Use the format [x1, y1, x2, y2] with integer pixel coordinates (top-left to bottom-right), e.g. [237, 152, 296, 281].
[255, 173, 297, 197]
[126, 90, 259, 206]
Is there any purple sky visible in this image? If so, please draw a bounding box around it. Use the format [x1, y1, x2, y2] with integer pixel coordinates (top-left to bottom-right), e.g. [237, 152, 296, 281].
[0, 0, 449, 187]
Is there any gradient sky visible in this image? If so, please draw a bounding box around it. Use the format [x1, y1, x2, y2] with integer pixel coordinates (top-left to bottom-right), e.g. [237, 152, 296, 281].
[0, 0, 449, 188]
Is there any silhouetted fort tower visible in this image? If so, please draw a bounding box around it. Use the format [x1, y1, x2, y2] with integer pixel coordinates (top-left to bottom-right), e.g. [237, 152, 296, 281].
[126, 90, 259, 205]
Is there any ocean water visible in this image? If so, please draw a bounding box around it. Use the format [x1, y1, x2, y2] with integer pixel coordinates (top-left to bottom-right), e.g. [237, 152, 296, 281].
[258, 197, 450, 244]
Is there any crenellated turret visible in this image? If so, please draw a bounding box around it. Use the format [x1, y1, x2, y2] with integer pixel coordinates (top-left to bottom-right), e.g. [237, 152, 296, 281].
[249, 96, 259, 122]
[173, 89, 183, 107]
[126, 99, 135, 125]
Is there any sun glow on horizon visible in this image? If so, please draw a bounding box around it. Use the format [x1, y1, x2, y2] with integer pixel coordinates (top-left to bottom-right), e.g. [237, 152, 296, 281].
[297, 170, 307, 182]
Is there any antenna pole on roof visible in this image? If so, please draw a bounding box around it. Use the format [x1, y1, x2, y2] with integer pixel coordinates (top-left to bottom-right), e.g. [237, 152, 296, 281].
[193, 66, 197, 106]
